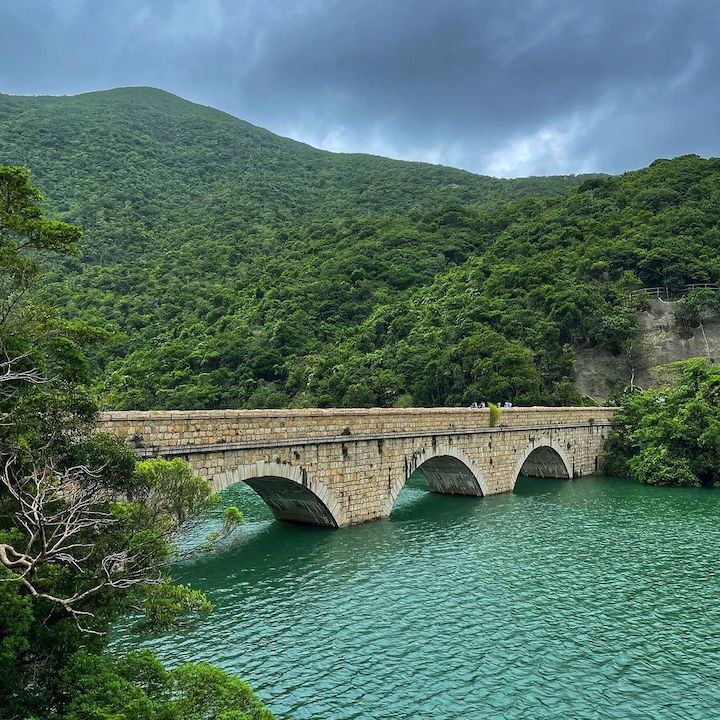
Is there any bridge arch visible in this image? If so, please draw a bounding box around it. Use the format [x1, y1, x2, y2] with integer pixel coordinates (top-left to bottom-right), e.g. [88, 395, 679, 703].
[218, 461, 344, 528]
[512, 439, 573, 488]
[387, 444, 486, 515]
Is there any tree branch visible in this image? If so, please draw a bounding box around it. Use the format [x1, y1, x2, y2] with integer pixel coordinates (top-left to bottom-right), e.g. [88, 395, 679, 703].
[0, 458, 163, 633]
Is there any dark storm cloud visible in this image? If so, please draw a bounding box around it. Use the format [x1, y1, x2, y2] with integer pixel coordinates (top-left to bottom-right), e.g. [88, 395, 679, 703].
[1, 0, 719, 176]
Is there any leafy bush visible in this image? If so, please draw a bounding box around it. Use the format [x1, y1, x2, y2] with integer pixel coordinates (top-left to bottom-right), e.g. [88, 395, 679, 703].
[628, 445, 699, 487]
[674, 288, 720, 328]
[60, 650, 273, 720]
[488, 402, 501, 427]
[603, 359, 720, 487]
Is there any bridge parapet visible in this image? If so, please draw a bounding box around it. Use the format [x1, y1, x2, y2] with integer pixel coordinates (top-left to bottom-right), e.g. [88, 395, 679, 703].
[98, 406, 615, 454]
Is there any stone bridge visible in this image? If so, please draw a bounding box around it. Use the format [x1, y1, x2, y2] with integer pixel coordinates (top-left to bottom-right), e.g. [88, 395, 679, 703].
[98, 406, 616, 528]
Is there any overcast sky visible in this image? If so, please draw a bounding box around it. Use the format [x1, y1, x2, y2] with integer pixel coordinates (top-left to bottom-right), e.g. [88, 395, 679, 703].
[1, 0, 718, 177]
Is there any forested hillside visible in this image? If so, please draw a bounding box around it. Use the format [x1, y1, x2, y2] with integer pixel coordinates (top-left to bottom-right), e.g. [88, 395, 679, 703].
[1, 88, 718, 409]
[308, 156, 720, 407]
[0, 87, 584, 244]
[57, 156, 720, 409]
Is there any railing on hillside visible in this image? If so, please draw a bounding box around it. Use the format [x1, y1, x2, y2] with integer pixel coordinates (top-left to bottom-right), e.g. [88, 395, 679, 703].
[685, 283, 719, 292]
[630, 283, 719, 301]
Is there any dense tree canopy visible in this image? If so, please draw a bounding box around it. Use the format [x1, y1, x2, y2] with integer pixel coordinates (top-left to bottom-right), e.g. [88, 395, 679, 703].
[1, 90, 718, 411]
[0, 88, 598, 409]
[603, 360, 720, 487]
[44, 153, 720, 410]
[0, 169, 270, 719]
[0, 87, 586, 250]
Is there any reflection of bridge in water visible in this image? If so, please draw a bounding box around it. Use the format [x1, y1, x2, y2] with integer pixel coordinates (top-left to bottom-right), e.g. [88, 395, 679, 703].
[99, 407, 616, 528]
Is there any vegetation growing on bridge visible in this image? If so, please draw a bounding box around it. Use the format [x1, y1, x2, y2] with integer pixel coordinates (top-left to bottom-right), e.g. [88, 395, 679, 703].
[0, 168, 271, 718]
[603, 359, 720, 487]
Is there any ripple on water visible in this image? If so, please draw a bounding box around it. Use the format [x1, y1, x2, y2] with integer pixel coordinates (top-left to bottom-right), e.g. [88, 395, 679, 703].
[112, 476, 720, 719]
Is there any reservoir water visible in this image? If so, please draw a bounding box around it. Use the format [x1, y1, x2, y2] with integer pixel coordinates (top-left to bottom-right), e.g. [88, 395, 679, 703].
[113, 475, 720, 719]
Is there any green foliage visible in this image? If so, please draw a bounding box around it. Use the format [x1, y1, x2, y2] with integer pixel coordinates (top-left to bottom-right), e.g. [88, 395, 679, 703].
[168, 663, 274, 720]
[0, 168, 269, 719]
[140, 584, 214, 631]
[26, 149, 718, 410]
[0, 165, 93, 461]
[488, 402, 501, 427]
[223, 505, 245, 534]
[598, 432, 631, 478]
[603, 359, 720, 487]
[134, 458, 216, 527]
[0, 568, 32, 694]
[69, 432, 139, 494]
[0, 88, 599, 410]
[0, 456, 224, 717]
[0, 87, 585, 238]
[628, 445, 699, 487]
[673, 288, 720, 328]
[59, 650, 273, 720]
[202, 505, 245, 552]
[3, 94, 719, 411]
[1, 449, 255, 717]
[0, 165, 81, 285]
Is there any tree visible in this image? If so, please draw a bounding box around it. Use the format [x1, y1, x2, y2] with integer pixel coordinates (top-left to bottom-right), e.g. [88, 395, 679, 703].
[59, 650, 273, 720]
[603, 359, 720, 487]
[134, 458, 216, 527]
[0, 459, 162, 633]
[0, 167, 272, 719]
[0, 165, 81, 329]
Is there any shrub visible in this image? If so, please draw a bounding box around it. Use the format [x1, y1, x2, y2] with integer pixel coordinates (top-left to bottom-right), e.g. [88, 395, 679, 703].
[628, 445, 699, 487]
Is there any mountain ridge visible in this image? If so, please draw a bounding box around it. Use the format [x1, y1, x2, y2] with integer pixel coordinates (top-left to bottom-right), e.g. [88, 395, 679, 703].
[0, 85, 600, 179]
[0, 85, 597, 269]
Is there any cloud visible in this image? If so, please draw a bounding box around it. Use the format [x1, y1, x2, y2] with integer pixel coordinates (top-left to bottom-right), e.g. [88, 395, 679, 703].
[1, 0, 719, 175]
[483, 109, 607, 178]
[485, 127, 581, 179]
[161, 0, 226, 41]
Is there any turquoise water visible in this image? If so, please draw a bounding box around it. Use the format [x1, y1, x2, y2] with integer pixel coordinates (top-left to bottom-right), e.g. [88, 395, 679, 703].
[113, 476, 720, 719]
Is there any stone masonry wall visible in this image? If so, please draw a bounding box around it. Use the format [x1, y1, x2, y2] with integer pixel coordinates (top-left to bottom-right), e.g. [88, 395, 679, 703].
[98, 406, 615, 452]
[97, 407, 615, 527]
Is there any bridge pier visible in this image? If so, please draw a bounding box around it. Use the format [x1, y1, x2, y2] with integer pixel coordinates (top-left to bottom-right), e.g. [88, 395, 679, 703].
[98, 407, 615, 528]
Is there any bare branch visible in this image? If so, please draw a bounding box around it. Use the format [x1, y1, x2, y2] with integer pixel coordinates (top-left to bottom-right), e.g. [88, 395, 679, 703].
[0, 458, 163, 633]
[0, 352, 46, 386]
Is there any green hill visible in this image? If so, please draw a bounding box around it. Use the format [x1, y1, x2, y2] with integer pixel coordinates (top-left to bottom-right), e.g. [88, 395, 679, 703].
[3, 89, 716, 410]
[306, 156, 720, 408]
[0, 86, 596, 408]
[79, 154, 717, 410]
[0, 86, 585, 249]
[69, 156, 720, 409]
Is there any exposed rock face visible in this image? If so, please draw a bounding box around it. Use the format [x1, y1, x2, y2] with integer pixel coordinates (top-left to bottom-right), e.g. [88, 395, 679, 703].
[575, 299, 720, 401]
